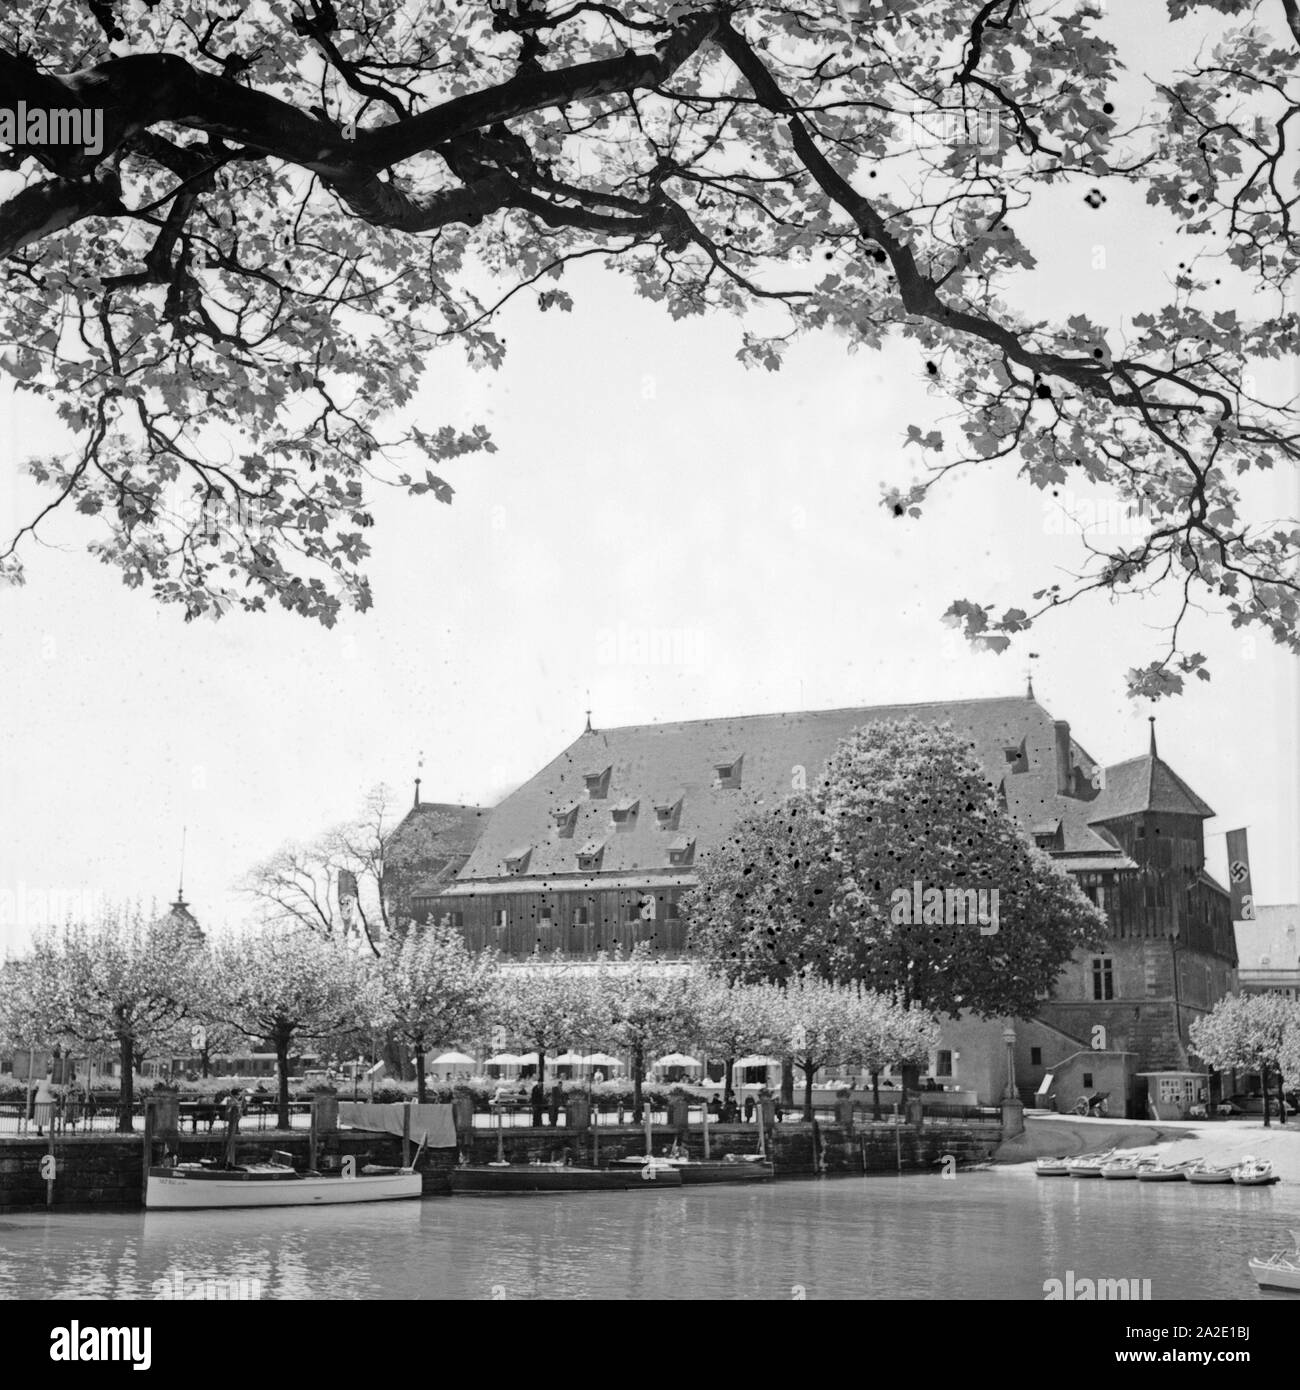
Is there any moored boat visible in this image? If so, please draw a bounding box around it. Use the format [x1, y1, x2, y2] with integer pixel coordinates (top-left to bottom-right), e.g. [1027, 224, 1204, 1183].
[1249, 1232, 1300, 1292]
[1065, 1148, 1117, 1178]
[145, 1162, 422, 1209]
[617, 1154, 775, 1184]
[1099, 1155, 1151, 1180]
[1035, 1158, 1070, 1177]
[1232, 1156, 1280, 1187]
[450, 1161, 684, 1193]
[1184, 1160, 1234, 1185]
[1135, 1158, 1200, 1182]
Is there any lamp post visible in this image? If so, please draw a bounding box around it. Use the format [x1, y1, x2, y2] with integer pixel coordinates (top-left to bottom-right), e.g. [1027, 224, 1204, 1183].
[1002, 1027, 1017, 1102]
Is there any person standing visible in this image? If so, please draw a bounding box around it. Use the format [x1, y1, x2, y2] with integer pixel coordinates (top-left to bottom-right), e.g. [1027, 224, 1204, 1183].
[530, 1080, 545, 1128]
[222, 1088, 245, 1169]
[548, 1081, 563, 1128]
[32, 1074, 55, 1137]
[744, 1095, 756, 1124]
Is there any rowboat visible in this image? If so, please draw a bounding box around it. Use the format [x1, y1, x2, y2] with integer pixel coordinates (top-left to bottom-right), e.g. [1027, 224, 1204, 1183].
[1035, 1158, 1070, 1177]
[1232, 1157, 1280, 1187]
[145, 1162, 422, 1209]
[450, 1161, 684, 1193]
[1184, 1160, 1234, 1184]
[1249, 1232, 1300, 1292]
[1099, 1155, 1150, 1180]
[1135, 1158, 1200, 1182]
[1065, 1148, 1117, 1178]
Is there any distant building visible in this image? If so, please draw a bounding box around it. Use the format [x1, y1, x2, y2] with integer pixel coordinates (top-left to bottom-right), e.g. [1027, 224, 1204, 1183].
[1235, 904, 1300, 999]
[399, 691, 1237, 1097]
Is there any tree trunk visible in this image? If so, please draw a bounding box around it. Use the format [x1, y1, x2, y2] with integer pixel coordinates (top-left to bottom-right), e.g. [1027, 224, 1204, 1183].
[275, 1027, 292, 1130]
[200, 1045, 210, 1080]
[724, 1055, 735, 1105]
[871, 1070, 881, 1122]
[538, 1048, 546, 1090]
[118, 1033, 135, 1133]
[801, 1062, 814, 1122]
[1277, 1070, 1287, 1125]
[780, 1055, 795, 1108]
[1262, 1061, 1271, 1129]
[415, 1038, 427, 1105]
[632, 1042, 644, 1124]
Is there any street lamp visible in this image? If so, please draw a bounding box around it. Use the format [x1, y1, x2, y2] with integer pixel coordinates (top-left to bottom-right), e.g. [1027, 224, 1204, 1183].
[1002, 1027, 1017, 1102]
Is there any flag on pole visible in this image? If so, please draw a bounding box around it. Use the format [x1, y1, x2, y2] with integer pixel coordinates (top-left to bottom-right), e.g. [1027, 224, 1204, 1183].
[1225, 828, 1255, 921]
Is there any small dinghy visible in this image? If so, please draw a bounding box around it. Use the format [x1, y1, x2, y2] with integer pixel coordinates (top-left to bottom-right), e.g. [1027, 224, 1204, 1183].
[1065, 1148, 1117, 1178]
[1035, 1157, 1070, 1177]
[617, 1154, 775, 1184]
[1135, 1158, 1199, 1182]
[1232, 1156, 1280, 1187]
[146, 1161, 421, 1209]
[1099, 1155, 1150, 1180]
[1184, 1160, 1234, 1184]
[1249, 1231, 1300, 1292]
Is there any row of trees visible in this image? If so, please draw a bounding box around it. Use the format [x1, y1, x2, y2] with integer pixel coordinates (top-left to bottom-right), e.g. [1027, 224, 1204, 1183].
[0, 922, 937, 1131]
[1190, 992, 1300, 1127]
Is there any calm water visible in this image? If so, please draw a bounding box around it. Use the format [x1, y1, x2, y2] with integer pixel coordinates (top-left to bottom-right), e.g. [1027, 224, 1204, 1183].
[1, 1170, 1298, 1300]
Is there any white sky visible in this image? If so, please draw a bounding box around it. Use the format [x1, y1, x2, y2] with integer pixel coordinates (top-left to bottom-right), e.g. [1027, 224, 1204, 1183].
[0, 4, 1296, 952]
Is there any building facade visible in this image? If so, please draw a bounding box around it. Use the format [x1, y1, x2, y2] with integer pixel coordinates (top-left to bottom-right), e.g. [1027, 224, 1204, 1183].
[394, 692, 1237, 1088]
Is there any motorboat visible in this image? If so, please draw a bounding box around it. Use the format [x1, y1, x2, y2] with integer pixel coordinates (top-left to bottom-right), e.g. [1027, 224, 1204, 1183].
[1232, 1156, 1280, 1187]
[1035, 1158, 1070, 1177]
[450, 1160, 684, 1193]
[1248, 1231, 1300, 1292]
[1184, 1160, 1235, 1184]
[1135, 1158, 1200, 1182]
[617, 1153, 775, 1184]
[145, 1161, 422, 1209]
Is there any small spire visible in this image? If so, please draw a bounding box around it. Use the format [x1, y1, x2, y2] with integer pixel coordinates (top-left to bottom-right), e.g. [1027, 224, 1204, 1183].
[1026, 651, 1040, 700]
[1148, 715, 1157, 758]
[414, 749, 424, 809]
[584, 691, 593, 734]
[174, 826, 187, 910]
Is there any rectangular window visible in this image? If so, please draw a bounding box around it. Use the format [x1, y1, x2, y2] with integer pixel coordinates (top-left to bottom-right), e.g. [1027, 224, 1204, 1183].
[1091, 957, 1114, 1001]
[665, 900, 680, 921]
[494, 908, 508, 930]
[1030, 1047, 1042, 1067]
[1083, 1072, 1094, 1090]
[449, 911, 464, 929]
[936, 1050, 953, 1076]
[539, 907, 552, 922]
[572, 906, 589, 927]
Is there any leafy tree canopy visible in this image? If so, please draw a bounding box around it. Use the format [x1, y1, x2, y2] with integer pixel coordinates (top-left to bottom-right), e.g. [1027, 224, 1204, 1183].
[0, 1, 1296, 689]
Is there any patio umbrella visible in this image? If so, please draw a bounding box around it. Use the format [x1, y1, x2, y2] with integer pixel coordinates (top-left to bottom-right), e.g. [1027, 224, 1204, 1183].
[583, 1053, 623, 1068]
[654, 1053, 702, 1068]
[484, 1053, 521, 1066]
[734, 1055, 781, 1069]
[552, 1051, 587, 1066]
[515, 1052, 540, 1066]
[431, 1051, 476, 1065]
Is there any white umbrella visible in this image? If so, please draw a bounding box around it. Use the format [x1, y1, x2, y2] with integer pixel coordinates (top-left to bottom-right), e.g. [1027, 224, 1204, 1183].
[515, 1052, 540, 1066]
[552, 1051, 587, 1066]
[431, 1051, 476, 1065]
[734, 1055, 781, 1069]
[584, 1052, 623, 1068]
[485, 1053, 521, 1066]
[654, 1052, 702, 1068]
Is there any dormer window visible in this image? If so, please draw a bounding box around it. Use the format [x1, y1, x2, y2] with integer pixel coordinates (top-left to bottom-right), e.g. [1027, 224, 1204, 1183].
[668, 836, 695, 867]
[610, 798, 639, 828]
[713, 755, 743, 790]
[584, 766, 612, 799]
[577, 839, 606, 872]
[504, 846, 531, 874]
[654, 797, 682, 830]
[551, 803, 579, 837]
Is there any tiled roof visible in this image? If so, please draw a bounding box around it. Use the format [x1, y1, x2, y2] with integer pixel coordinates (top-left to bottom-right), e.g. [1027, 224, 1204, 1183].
[452, 695, 1137, 882]
[386, 802, 493, 896]
[1086, 755, 1215, 822]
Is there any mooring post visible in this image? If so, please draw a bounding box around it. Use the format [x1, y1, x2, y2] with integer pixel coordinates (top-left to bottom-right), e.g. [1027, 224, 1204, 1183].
[142, 1101, 153, 1202]
[402, 1102, 411, 1168]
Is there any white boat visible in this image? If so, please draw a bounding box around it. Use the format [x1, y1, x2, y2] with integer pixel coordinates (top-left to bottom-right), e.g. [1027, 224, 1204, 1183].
[145, 1162, 422, 1209]
[1232, 1156, 1280, 1187]
[1035, 1157, 1070, 1177]
[1099, 1155, 1150, 1180]
[1249, 1232, 1300, 1292]
[1065, 1148, 1117, 1178]
[1135, 1158, 1200, 1182]
[1184, 1160, 1234, 1184]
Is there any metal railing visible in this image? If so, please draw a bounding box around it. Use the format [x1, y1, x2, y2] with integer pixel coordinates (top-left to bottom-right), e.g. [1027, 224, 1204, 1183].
[0, 1099, 313, 1136]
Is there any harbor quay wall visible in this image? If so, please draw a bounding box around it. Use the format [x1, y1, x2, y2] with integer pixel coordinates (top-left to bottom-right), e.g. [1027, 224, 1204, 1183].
[1, 1120, 1004, 1209]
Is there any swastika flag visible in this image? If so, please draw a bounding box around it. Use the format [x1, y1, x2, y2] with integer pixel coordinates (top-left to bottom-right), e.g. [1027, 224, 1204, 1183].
[1225, 828, 1255, 921]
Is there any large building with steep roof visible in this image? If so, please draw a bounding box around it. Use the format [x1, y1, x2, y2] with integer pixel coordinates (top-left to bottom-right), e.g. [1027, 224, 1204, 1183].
[396, 690, 1236, 1083]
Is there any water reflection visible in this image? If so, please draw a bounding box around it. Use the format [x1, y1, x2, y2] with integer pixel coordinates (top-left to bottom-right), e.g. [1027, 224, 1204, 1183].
[1, 1172, 1297, 1300]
